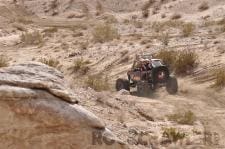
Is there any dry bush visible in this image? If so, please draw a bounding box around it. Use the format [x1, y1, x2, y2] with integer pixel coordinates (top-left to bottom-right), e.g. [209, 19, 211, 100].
[96, 1, 103, 16]
[133, 21, 143, 28]
[182, 23, 195, 37]
[159, 32, 169, 46]
[141, 0, 154, 18]
[167, 111, 196, 125]
[212, 68, 225, 88]
[155, 50, 198, 75]
[0, 55, 9, 68]
[120, 50, 129, 56]
[220, 25, 225, 33]
[198, 2, 209, 11]
[71, 58, 91, 75]
[92, 23, 119, 43]
[21, 31, 43, 45]
[102, 14, 118, 24]
[155, 50, 176, 69]
[39, 58, 60, 68]
[86, 75, 110, 91]
[118, 55, 130, 64]
[162, 128, 186, 143]
[174, 50, 198, 75]
[43, 27, 58, 33]
[17, 17, 33, 25]
[171, 13, 182, 20]
[151, 20, 184, 32]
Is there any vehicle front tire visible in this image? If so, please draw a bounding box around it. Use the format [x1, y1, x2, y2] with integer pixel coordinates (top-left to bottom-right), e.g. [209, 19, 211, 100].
[166, 76, 178, 94]
[115, 78, 130, 91]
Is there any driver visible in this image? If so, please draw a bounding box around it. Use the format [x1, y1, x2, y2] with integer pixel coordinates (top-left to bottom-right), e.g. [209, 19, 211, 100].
[140, 59, 152, 71]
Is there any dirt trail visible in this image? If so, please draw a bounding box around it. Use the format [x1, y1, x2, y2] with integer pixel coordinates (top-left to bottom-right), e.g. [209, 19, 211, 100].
[152, 80, 225, 148]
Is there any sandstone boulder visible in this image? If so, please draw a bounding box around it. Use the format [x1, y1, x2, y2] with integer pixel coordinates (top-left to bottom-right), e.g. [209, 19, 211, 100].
[0, 62, 127, 149]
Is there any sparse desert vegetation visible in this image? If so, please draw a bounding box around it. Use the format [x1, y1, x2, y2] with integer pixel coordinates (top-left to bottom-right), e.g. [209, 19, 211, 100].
[198, 2, 209, 11]
[168, 110, 196, 125]
[39, 58, 60, 68]
[0, 55, 9, 68]
[21, 31, 43, 45]
[85, 75, 110, 91]
[71, 58, 91, 75]
[162, 128, 186, 143]
[155, 49, 198, 75]
[92, 23, 119, 43]
[182, 23, 195, 37]
[212, 68, 225, 88]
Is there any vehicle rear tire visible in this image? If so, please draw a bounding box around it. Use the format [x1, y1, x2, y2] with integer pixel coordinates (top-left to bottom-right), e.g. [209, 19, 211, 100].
[115, 79, 130, 91]
[166, 76, 178, 94]
[137, 81, 153, 97]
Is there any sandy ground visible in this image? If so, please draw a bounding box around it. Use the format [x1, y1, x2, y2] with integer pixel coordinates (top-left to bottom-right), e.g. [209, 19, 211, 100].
[1, 0, 225, 148]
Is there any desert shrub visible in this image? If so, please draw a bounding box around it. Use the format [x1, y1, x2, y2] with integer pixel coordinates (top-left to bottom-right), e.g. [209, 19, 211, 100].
[162, 128, 186, 143]
[96, 1, 103, 16]
[220, 25, 225, 33]
[86, 75, 110, 91]
[92, 23, 119, 43]
[0, 55, 9, 68]
[174, 50, 198, 75]
[155, 50, 177, 69]
[171, 13, 182, 20]
[212, 68, 225, 88]
[39, 58, 60, 68]
[17, 17, 33, 24]
[120, 50, 129, 56]
[102, 14, 118, 24]
[182, 23, 195, 37]
[43, 27, 58, 33]
[133, 21, 143, 28]
[155, 50, 198, 75]
[141, 0, 154, 18]
[118, 55, 130, 64]
[159, 32, 169, 46]
[198, 2, 209, 11]
[71, 58, 91, 75]
[167, 110, 196, 125]
[21, 31, 43, 45]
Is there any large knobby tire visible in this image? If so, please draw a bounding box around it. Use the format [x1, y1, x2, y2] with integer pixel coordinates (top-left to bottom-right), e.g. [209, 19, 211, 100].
[166, 76, 178, 94]
[137, 81, 153, 97]
[152, 66, 170, 84]
[116, 79, 130, 91]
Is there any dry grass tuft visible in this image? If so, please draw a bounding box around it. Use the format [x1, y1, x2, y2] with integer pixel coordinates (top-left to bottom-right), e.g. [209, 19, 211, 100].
[155, 49, 176, 69]
[167, 110, 196, 125]
[86, 75, 110, 91]
[0, 55, 9, 68]
[162, 128, 186, 143]
[198, 2, 209, 11]
[21, 31, 43, 45]
[158, 32, 169, 46]
[92, 23, 119, 43]
[71, 58, 91, 75]
[182, 23, 195, 37]
[171, 13, 182, 20]
[155, 50, 198, 75]
[212, 68, 225, 88]
[174, 50, 198, 75]
[39, 58, 60, 68]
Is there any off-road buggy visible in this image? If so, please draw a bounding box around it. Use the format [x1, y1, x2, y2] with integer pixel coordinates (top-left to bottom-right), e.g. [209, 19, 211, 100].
[116, 54, 178, 96]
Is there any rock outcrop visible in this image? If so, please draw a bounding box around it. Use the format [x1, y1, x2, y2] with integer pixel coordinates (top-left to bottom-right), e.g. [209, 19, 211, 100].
[0, 62, 126, 149]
